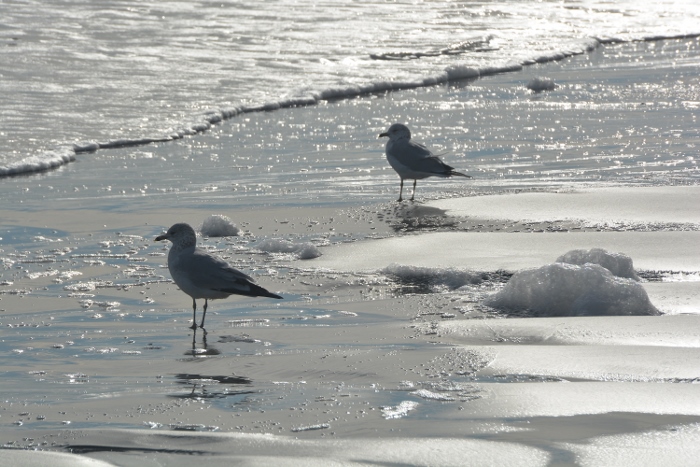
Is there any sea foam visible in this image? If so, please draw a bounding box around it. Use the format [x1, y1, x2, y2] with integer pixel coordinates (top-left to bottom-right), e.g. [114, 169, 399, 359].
[255, 239, 322, 260]
[200, 215, 240, 238]
[526, 77, 557, 92]
[557, 248, 640, 280]
[485, 258, 659, 317]
[0, 148, 75, 177]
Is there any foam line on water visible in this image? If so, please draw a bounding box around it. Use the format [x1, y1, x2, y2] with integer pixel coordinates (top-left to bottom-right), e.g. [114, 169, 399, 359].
[1, 33, 697, 179]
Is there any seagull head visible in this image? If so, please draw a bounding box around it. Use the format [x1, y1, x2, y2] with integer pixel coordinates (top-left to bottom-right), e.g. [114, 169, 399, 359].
[155, 222, 197, 248]
[379, 123, 411, 141]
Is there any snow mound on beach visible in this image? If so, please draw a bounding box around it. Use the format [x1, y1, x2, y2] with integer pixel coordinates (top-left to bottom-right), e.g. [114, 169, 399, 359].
[557, 248, 640, 280]
[200, 215, 240, 237]
[255, 239, 322, 259]
[485, 262, 659, 317]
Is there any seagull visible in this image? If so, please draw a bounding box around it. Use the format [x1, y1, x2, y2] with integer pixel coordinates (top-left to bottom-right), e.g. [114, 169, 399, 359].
[379, 123, 471, 201]
[155, 223, 282, 330]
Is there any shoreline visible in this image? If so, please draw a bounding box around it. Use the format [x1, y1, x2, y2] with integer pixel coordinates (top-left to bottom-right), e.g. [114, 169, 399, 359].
[3, 34, 699, 179]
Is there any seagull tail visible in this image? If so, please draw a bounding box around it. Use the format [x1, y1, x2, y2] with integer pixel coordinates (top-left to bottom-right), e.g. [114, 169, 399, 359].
[450, 170, 472, 179]
[249, 283, 283, 299]
[219, 283, 283, 299]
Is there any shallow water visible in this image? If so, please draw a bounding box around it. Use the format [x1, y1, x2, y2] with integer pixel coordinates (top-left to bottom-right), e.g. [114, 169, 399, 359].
[2, 0, 700, 176]
[3, 38, 699, 213]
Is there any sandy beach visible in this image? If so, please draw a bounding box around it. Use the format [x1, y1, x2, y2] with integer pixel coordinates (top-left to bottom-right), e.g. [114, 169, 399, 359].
[1, 38, 700, 466]
[2, 186, 699, 466]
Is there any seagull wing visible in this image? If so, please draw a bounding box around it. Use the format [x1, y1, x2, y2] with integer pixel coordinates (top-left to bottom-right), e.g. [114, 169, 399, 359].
[409, 154, 456, 175]
[185, 249, 257, 293]
[404, 141, 470, 177]
[401, 140, 434, 160]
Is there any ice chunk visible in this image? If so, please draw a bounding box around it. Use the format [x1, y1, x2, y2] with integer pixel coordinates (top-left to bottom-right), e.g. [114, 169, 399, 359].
[557, 248, 639, 280]
[485, 262, 659, 317]
[200, 215, 240, 237]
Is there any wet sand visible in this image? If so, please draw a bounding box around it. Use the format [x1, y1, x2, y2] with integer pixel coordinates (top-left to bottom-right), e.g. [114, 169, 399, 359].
[2, 185, 700, 466]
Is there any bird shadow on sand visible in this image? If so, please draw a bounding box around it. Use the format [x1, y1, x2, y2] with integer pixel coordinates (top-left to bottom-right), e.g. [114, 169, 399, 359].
[379, 203, 461, 233]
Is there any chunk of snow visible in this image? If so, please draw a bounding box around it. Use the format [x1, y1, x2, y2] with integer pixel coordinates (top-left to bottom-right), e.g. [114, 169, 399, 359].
[557, 248, 639, 280]
[200, 215, 240, 237]
[485, 262, 659, 317]
[255, 238, 322, 259]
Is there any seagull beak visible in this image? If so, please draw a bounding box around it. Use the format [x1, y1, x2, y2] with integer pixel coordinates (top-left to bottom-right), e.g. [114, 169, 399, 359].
[155, 234, 168, 242]
[379, 132, 388, 138]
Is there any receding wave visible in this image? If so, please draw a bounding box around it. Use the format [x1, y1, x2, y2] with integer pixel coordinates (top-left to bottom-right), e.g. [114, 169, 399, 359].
[1, 33, 697, 179]
[0, 147, 76, 177]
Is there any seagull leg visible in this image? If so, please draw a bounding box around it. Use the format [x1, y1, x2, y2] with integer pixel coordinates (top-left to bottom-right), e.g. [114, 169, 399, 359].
[398, 179, 404, 202]
[190, 298, 198, 330]
[200, 299, 208, 331]
[410, 180, 417, 201]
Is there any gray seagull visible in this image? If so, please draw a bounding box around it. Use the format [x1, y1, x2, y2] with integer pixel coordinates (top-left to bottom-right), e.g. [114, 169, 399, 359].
[155, 223, 282, 330]
[379, 123, 471, 201]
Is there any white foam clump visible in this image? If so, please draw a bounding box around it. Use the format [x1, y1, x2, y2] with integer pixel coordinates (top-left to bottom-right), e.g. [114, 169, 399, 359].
[526, 77, 556, 92]
[485, 261, 659, 317]
[290, 423, 331, 433]
[381, 401, 419, 420]
[557, 247, 640, 280]
[200, 215, 240, 237]
[255, 238, 322, 260]
[381, 263, 486, 289]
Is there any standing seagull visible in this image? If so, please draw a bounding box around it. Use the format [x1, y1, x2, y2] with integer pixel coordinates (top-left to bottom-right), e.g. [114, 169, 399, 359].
[379, 123, 471, 201]
[155, 223, 282, 330]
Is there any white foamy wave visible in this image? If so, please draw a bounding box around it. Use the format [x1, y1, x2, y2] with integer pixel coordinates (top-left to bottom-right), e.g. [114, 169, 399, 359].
[200, 215, 240, 238]
[0, 39, 606, 181]
[485, 262, 659, 317]
[0, 52, 561, 181]
[2, 0, 699, 178]
[255, 239, 322, 260]
[0, 147, 75, 177]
